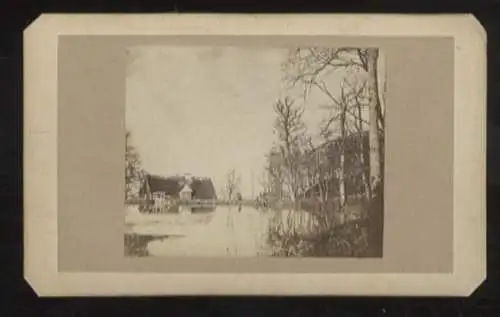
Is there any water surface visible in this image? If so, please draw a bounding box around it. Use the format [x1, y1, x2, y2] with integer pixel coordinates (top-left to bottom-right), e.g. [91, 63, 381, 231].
[125, 205, 316, 257]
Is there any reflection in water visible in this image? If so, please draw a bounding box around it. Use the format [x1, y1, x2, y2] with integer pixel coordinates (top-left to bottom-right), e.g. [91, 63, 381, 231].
[173, 205, 216, 214]
[125, 205, 369, 257]
[124, 233, 168, 257]
[178, 205, 192, 216]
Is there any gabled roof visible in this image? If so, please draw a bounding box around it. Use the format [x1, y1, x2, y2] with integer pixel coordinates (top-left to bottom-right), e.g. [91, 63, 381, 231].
[180, 184, 193, 193]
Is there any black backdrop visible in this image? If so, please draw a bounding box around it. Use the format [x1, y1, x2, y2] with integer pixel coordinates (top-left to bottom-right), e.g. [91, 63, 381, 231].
[1, 1, 499, 316]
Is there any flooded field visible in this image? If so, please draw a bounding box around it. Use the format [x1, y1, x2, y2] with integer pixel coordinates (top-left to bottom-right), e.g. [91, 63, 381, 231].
[124, 205, 321, 257]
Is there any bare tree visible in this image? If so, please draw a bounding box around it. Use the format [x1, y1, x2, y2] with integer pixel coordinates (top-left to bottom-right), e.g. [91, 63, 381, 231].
[283, 46, 384, 197]
[284, 52, 353, 210]
[365, 48, 382, 189]
[266, 46, 386, 256]
[318, 81, 353, 210]
[272, 97, 307, 202]
[346, 79, 372, 201]
[225, 168, 240, 201]
[283, 47, 366, 99]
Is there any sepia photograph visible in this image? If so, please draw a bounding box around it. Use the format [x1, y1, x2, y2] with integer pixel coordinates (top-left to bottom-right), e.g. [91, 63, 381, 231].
[23, 14, 485, 296]
[124, 45, 386, 258]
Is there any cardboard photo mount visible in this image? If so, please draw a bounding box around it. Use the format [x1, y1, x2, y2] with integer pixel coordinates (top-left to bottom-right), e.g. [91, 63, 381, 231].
[23, 14, 486, 297]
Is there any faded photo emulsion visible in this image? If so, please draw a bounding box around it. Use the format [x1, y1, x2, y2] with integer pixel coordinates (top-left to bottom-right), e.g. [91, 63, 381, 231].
[124, 46, 387, 258]
[24, 14, 485, 297]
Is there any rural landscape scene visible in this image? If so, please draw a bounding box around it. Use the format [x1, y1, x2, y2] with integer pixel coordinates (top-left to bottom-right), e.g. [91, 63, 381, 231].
[124, 45, 386, 258]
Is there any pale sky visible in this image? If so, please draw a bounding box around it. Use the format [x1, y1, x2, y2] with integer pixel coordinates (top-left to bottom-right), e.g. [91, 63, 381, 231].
[125, 45, 359, 199]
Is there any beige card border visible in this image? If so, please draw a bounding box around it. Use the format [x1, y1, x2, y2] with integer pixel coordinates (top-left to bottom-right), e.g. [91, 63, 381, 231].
[23, 14, 486, 296]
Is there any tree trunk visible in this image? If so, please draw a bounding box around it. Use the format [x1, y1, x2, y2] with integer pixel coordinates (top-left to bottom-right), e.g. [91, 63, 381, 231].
[288, 164, 297, 203]
[315, 150, 329, 228]
[338, 103, 347, 225]
[376, 49, 386, 132]
[357, 102, 371, 202]
[366, 48, 382, 189]
[377, 51, 387, 173]
[366, 48, 384, 257]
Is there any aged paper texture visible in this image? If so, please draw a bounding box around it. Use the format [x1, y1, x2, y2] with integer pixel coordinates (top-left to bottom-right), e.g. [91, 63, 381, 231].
[24, 14, 486, 296]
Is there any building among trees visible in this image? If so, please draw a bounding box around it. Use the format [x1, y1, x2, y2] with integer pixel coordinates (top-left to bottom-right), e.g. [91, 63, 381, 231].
[139, 174, 217, 201]
[302, 131, 384, 201]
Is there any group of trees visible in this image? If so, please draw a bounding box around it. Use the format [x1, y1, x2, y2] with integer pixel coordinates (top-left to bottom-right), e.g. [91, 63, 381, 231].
[263, 47, 386, 227]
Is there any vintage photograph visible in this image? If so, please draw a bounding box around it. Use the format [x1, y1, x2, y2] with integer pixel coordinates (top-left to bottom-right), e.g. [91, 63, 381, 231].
[23, 13, 484, 296]
[124, 45, 386, 258]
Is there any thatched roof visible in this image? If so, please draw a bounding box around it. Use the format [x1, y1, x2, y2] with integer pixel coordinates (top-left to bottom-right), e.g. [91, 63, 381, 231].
[141, 174, 216, 199]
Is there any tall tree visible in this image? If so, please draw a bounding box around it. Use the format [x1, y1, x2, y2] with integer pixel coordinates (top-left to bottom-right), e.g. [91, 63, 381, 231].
[364, 48, 384, 256]
[347, 79, 372, 201]
[365, 48, 382, 190]
[317, 81, 352, 209]
[272, 97, 307, 202]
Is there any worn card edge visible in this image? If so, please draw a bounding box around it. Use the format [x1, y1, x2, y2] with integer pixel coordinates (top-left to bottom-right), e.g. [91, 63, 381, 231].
[23, 13, 486, 297]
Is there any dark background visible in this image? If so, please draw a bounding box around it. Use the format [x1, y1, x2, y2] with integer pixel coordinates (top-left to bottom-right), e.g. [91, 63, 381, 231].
[1, 1, 499, 316]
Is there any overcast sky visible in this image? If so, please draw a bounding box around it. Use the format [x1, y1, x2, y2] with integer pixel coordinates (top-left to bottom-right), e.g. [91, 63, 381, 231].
[125, 45, 354, 198]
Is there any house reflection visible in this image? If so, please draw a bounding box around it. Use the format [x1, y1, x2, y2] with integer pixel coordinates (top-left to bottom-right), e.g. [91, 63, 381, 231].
[179, 204, 193, 215]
